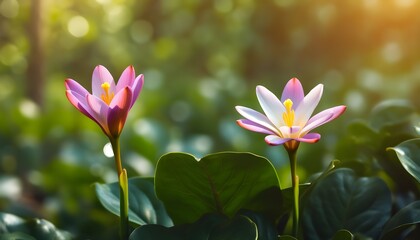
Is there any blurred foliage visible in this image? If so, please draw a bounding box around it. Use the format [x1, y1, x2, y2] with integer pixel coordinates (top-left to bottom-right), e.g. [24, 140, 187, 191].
[1, 0, 420, 238]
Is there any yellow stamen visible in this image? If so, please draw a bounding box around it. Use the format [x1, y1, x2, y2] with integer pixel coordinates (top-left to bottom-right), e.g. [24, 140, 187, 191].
[282, 99, 295, 127]
[101, 82, 114, 105]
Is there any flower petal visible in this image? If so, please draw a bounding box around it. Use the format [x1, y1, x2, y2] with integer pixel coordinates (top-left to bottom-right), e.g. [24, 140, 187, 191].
[306, 105, 346, 126]
[65, 79, 89, 96]
[236, 119, 276, 135]
[278, 126, 300, 138]
[129, 74, 144, 108]
[256, 85, 286, 127]
[281, 78, 304, 107]
[116, 65, 135, 92]
[66, 90, 93, 119]
[300, 111, 333, 135]
[87, 94, 110, 134]
[301, 105, 346, 134]
[296, 133, 321, 143]
[294, 84, 323, 126]
[92, 65, 116, 97]
[265, 135, 291, 146]
[235, 106, 280, 135]
[108, 87, 133, 137]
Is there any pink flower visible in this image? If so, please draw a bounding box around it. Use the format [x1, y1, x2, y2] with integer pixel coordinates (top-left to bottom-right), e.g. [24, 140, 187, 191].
[65, 65, 144, 139]
[236, 78, 346, 150]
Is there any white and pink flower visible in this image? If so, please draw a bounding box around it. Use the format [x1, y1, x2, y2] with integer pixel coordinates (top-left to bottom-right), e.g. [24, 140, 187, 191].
[236, 78, 346, 150]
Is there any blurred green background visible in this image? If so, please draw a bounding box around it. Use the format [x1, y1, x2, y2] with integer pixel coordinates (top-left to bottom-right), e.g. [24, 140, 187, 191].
[1, 0, 420, 238]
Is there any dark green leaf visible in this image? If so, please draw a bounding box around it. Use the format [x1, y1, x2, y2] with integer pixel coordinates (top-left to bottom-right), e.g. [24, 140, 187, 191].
[332, 229, 354, 240]
[95, 177, 173, 226]
[238, 209, 278, 240]
[302, 168, 392, 240]
[369, 100, 415, 131]
[0, 213, 71, 240]
[155, 152, 281, 224]
[388, 139, 420, 184]
[380, 201, 420, 240]
[278, 236, 297, 240]
[0, 233, 36, 240]
[129, 213, 258, 240]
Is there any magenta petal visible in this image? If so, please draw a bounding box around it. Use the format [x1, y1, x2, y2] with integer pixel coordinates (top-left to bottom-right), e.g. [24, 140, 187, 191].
[237, 119, 276, 135]
[116, 65, 135, 92]
[265, 135, 291, 146]
[66, 90, 94, 120]
[65, 79, 89, 96]
[281, 78, 304, 107]
[129, 74, 144, 108]
[92, 65, 116, 97]
[108, 87, 133, 137]
[296, 133, 321, 143]
[87, 94, 110, 133]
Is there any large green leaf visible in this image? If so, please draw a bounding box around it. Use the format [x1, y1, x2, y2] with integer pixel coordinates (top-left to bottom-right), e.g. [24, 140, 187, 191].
[129, 213, 258, 240]
[0, 213, 71, 240]
[238, 209, 278, 240]
[154, 152, 281, 224]
[302, 168, 392, 240]
[388, 139, 420, 184]
[95, 177, 173, 226]
[380, 200, 420, 240]
[369, 100, 415, 131]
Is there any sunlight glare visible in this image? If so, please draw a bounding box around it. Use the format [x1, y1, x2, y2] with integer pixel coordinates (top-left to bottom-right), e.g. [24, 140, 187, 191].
[394, 0, 416, 8]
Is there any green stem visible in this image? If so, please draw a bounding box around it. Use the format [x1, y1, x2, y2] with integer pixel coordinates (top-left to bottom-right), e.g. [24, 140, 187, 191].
[287, 147, 299, 238]
[110, 137, 123, 176]
[110, 137, 129, 240]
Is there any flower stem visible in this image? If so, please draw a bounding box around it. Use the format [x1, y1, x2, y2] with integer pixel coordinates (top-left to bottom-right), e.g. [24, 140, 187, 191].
[110, 137, 129, 240]
[287, 147, 299, 237]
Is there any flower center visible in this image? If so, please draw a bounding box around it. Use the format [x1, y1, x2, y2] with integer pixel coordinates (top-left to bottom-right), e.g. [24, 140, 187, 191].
[282, 99, 295, 127]
[100, 82, 114, 105]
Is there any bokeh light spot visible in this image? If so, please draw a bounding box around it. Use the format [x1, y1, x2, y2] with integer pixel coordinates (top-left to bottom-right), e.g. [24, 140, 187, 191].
[19, 100, 40, 119]
[382, 42, 402, 64]
[67, 16, 90, 38]
[130, 20, 154, 44]
[169, 101, 192, 123]
[214, 0, 233, 13]
[103, 142, 114, 158]
[345, 90, 365, 113]
[0, 0, 19, 18]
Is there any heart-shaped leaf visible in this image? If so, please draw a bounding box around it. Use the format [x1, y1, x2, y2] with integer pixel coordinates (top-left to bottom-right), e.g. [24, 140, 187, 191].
[302, 168, 392, 240]
[388, 139, 420, 184]
[0, 212, 71, 240]
[155, 152, 281, 224]
[129, 213, 258, 240]
[95, 177, 173, 226]
[380, 200, 420, 240]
